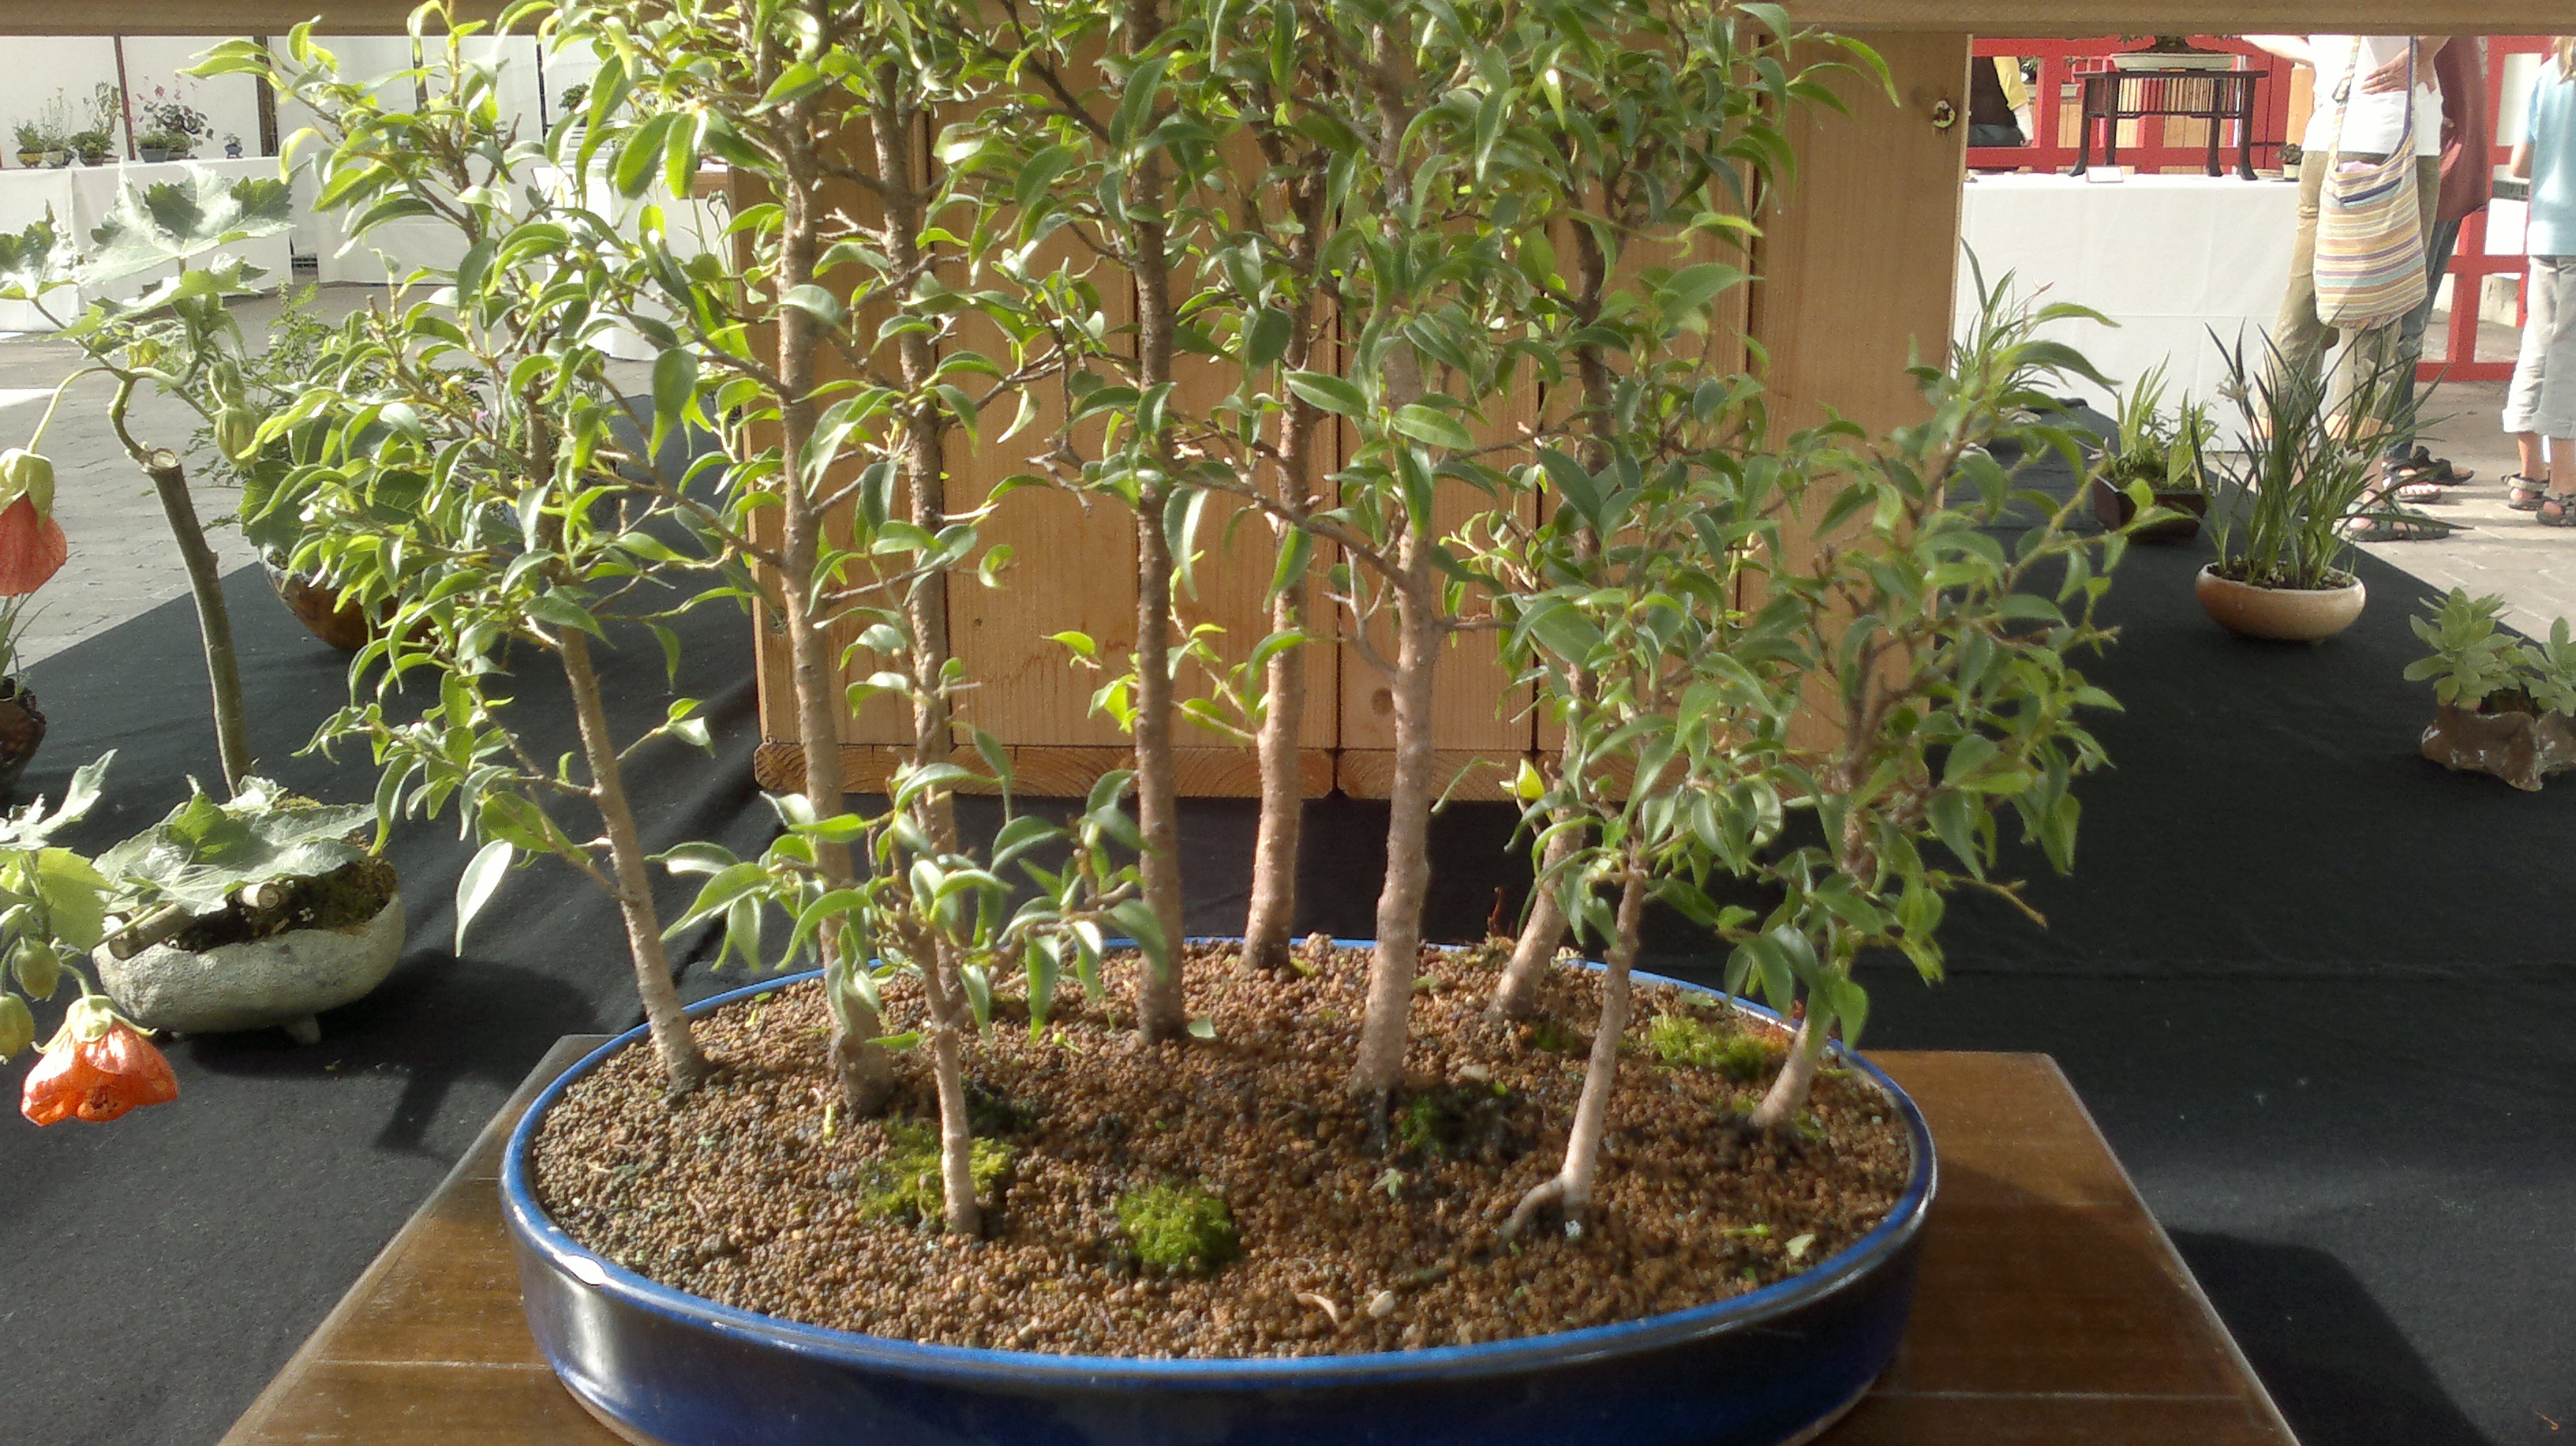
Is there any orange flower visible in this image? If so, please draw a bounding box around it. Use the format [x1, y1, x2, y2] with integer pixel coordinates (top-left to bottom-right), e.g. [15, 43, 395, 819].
[21, 1020, 179, 1125]
[0, 496, 65, 596]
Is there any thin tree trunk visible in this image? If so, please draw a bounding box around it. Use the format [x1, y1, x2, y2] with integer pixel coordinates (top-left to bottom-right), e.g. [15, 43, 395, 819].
[1125, 0, 1187, 1041]
[1507, 868, 1645, 1235]
[1749, 1013, 1830, 1133]
[144, 449, 250, 795]
[1349, 18, 1443, 1099]
[1489, 819, 1574, 1017]
[1351, 559, 1440, 1097]
[1241, 201, 1326, 976]
[561, 627, 713, 1094]
[777, 107, 893, 1114]
[1241, 580, 1307, 973]
[915, 936, 982, 1235]
[1491, 218, 1614, 1019]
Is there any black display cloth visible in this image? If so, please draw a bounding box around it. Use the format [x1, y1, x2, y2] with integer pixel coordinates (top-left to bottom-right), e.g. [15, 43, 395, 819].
[4, 448, 2570, 1444]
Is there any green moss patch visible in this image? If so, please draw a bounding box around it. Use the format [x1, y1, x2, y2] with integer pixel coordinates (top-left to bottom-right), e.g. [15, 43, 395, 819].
[859, 1121, 1015, 1227]
[1116, 1182, 1238, 1277]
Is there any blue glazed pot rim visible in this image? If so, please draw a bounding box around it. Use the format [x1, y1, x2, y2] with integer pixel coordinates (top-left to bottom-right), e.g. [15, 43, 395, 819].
[502, 939, 1937, 1389]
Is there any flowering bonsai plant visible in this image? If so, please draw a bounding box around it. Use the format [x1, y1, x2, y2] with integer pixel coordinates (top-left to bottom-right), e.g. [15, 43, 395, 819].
[0, 756, 179, 1126]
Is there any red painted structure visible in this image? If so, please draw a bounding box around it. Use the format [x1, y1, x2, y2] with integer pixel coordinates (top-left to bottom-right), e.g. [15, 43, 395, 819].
[1968, 36, 2548, 383]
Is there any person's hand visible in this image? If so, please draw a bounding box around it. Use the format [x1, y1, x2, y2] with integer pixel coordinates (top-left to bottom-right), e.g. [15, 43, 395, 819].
[2357, 51, 2416, 95]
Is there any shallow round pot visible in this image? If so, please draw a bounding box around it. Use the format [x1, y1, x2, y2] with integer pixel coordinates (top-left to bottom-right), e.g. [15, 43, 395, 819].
[97, 894, 405, 1045]
[2194, 564, 2365, 642]
[502, 963, 1938, 1446]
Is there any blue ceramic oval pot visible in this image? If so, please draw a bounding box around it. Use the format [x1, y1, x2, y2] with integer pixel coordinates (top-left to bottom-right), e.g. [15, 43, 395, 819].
[501, 955, 1936, 1446]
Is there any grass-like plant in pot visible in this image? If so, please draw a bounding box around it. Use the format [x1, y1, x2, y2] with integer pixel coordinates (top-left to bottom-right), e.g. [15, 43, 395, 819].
[2087, 362, 2214, 544]
[211, 5, 2128, 1444]
[2198, 339, 2421, 642]
[2409, 589, 2576, 791]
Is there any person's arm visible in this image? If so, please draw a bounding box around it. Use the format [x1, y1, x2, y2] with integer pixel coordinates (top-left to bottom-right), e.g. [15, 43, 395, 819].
[2360, 36, 2451, 95]
[2245, 35, 2313, 66]
[2510, 141, 2533, 182]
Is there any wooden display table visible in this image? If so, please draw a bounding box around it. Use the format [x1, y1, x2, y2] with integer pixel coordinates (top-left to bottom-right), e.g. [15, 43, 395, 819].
[217, 1042, 2297, 1446]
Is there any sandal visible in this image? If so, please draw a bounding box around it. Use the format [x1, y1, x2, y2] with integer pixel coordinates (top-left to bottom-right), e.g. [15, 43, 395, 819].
[2344, 512, 2457, 542]
[2508, 474, 2554, 510]
[2537, 493, 2576, 528]
[2389, 447, 2476, 486]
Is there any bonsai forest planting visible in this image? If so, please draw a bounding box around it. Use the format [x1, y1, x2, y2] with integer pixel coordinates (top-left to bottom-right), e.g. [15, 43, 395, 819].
[5, 0, 2159, 1418]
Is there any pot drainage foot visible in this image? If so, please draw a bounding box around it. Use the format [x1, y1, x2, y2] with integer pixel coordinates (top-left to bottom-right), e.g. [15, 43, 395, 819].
[283, 1015, 321, 1046]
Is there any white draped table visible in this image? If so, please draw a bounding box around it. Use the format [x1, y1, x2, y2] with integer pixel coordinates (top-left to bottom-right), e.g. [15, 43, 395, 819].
[0, 158, 298, 333]
[1955, 172, 2301, 421]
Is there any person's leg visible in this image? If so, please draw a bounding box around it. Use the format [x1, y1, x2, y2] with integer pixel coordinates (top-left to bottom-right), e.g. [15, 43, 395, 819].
[2346, 157, 2445, 448]
[2385, 214, 2466, 465]
[2267, 155, 2333, 397]
[2507, 258, 2563, 493]
[2515, 260, 2576, 519]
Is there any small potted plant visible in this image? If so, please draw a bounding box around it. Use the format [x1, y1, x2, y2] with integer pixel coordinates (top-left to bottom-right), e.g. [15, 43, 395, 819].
[2088, 364, 2214, 543]
[2408, 590, 2576, 791]
[13, 122, 47, 169]
[68, 130, 113, 167]
[0, 446, 69, 796]
[92, 773, 402, 1043]
[223, 133, 244, 159]
[136, 88, 210, 161]
[0, 757, 183, 1128]
[2198, 342, 2417, 642]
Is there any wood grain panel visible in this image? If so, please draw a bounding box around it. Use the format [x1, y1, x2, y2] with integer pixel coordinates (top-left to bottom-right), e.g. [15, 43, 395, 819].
[1751, 32, 1969, 439]
[751, 741, 1333, 801]
[938, 47, 1140, 754]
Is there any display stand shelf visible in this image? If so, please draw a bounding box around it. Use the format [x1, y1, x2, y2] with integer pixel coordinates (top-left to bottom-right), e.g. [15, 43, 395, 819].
[215, 1040, 2299, 1446]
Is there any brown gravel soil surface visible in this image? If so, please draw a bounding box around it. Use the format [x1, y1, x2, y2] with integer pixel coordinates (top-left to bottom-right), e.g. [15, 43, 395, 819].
[529, 942, 1914, 1359]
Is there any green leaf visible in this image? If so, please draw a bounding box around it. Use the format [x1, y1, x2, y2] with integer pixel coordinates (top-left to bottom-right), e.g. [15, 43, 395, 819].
[1390, 403, 1474, 452]
[455, 840, 513, 953]
[1286, 371, 1366, 419]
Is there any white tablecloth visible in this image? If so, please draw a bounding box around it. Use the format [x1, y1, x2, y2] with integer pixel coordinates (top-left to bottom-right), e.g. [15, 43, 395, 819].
[0, 158, 298, 332]
[1956, 173, 2300, 425]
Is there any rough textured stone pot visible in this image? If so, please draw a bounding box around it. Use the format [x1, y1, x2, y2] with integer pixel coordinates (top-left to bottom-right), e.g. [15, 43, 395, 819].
[2088, 478, 2207, 545]
[0, 676, 44, 800]
[98, 895, 405, 1044]
[2421, 702, 2576, 792]
[137, 145, 173, 163]
[501, 962, 1937, 1446]
[2195, 564, 2366, 642]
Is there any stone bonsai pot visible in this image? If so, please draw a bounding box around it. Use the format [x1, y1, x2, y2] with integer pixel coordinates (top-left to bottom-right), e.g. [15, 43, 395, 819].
[2408, 590, 2576, 790]
[90, 779, 402, 1044]
[501, 966, 1938, 1446]
[99, 884, 402, 1044]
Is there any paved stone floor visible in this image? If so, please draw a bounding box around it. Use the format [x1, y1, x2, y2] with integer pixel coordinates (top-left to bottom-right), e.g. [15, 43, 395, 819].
[0, 283, 647, 666]
[2352, 376, 2576, 642]
[0, 288, 2565, 669]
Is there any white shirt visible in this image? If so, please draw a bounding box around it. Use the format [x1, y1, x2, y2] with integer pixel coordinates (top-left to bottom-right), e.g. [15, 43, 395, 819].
[2302, 36, 2443, 159]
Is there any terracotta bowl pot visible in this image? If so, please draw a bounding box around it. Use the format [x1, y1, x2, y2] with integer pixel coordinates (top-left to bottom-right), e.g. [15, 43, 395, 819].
[2194, 564, 2365, 642]
[502, 957, 1938, 1446]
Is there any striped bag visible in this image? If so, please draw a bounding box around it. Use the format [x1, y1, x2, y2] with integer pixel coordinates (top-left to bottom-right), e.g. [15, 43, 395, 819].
[2313, 39, 2427, 330]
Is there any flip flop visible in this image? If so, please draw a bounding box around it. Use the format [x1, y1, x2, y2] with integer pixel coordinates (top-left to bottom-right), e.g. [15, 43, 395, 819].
[2344, 513, 2457, 542]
